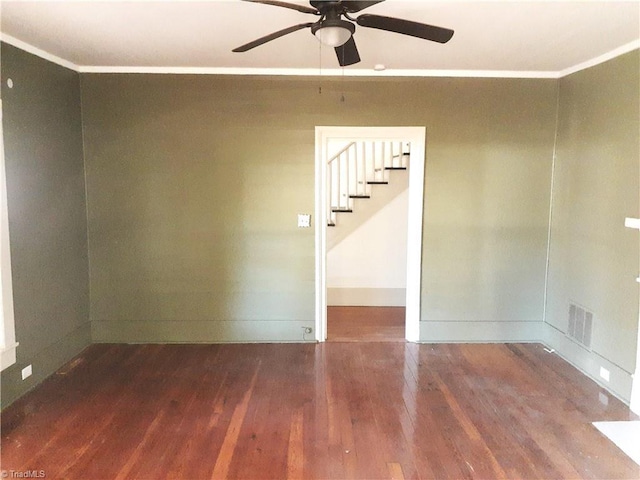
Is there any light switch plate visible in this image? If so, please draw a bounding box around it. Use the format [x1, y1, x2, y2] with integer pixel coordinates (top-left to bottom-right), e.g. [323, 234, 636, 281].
[624, 217, 640, 230]
[297, 214, 311, 228]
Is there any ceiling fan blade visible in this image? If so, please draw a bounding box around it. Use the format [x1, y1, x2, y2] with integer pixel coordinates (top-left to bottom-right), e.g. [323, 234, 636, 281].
[335, 36, 361, 66]
[232, 23, 314, 52]
[356, 14, 454, 43]
[341, 1, 385, 13]
[242, 0, 319, 15]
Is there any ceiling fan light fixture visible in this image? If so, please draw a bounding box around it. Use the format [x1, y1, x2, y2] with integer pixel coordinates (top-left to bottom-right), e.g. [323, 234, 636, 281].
[311, 19, 355, 47]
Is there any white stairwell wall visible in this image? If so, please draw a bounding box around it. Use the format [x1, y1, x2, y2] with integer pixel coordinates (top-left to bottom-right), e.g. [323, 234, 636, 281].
[327, 190, 408, 306]
[326, 139, 410, 307]
[326, 166, 408, 251]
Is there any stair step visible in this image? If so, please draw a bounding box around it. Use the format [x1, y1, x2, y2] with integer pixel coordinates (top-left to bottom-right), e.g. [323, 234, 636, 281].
[331, 208, 353, 213]
[367, 181, 389, 185]
[349, 195, 371, 199]
[385, 167, 407, 170]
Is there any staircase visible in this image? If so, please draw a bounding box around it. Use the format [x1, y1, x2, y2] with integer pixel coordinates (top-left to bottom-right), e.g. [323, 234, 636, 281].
[327, 140, 410, 249]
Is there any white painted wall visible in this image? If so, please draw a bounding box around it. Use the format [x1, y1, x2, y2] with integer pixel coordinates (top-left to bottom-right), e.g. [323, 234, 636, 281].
[327, 189, 408, 306]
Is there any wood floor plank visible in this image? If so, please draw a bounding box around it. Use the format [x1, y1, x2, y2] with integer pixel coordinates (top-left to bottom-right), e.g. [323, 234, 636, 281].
[287, 408, 304, 479]
[211, 367, 260, 480]
[229, 346, 306, 480]
[387, 462, 405, 480]
[1, 342, 639, 480]
[359, 344, 424, 480]
[431, 371, 508, 479]
[346, 346, 396, 479]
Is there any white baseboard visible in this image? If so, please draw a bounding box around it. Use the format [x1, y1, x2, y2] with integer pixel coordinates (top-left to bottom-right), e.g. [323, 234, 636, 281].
[327, 288, 406, 307]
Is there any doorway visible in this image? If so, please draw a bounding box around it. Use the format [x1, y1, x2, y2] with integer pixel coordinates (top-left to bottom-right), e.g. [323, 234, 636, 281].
[314, 126, 426, 342]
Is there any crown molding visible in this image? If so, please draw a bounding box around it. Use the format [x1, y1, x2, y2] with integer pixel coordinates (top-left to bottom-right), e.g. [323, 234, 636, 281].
[1, 34, 79, 71]
[78, 65, 560, 78]
[559, 40, 640, 77]
[2, 34, 637, 79]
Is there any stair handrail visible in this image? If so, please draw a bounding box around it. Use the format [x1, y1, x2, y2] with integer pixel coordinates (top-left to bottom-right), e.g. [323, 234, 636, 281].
[327, 141, 357, 164]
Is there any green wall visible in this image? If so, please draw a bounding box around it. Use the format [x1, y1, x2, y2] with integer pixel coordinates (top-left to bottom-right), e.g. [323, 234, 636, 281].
[2, 41, 638, 407]
[80, 74, 558, 343]
[544, 50, 640, 401]
[419, 79, 556, 341]
[0, 43, 90, 408]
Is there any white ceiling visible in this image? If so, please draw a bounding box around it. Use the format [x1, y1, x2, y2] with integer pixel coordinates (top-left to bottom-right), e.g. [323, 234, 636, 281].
[0, 0, 639, 77]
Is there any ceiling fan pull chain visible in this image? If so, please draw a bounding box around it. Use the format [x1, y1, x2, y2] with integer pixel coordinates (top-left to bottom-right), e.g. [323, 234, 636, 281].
[340, 54, 346, 103]
[318, 41, 323, 95]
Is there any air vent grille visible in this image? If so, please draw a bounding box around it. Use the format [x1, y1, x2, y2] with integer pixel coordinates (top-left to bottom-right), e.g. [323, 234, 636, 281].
[567, 302, 593, 349]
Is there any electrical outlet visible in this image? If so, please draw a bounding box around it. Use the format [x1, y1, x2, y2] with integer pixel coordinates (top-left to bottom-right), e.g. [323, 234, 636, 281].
[598, 392, 609, 406]
[21, 364, 32, 380]
[599, 367, 610, 382]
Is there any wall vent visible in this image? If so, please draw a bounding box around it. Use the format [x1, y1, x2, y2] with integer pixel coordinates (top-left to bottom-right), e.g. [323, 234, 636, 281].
[567, 302, 593, 349]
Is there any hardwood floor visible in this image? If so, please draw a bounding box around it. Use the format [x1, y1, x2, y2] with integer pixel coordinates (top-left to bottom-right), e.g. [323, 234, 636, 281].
[327, 306, 405, 342]
[1, 343, 639, 479]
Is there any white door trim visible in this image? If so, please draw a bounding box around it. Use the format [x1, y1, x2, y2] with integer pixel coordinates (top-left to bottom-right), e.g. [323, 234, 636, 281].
[0, 99, 19, 370]
[315, 126, 426, 342]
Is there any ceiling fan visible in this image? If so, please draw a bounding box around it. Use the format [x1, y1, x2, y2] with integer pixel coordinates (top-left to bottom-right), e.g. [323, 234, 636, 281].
[232, 0, 454, 66]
